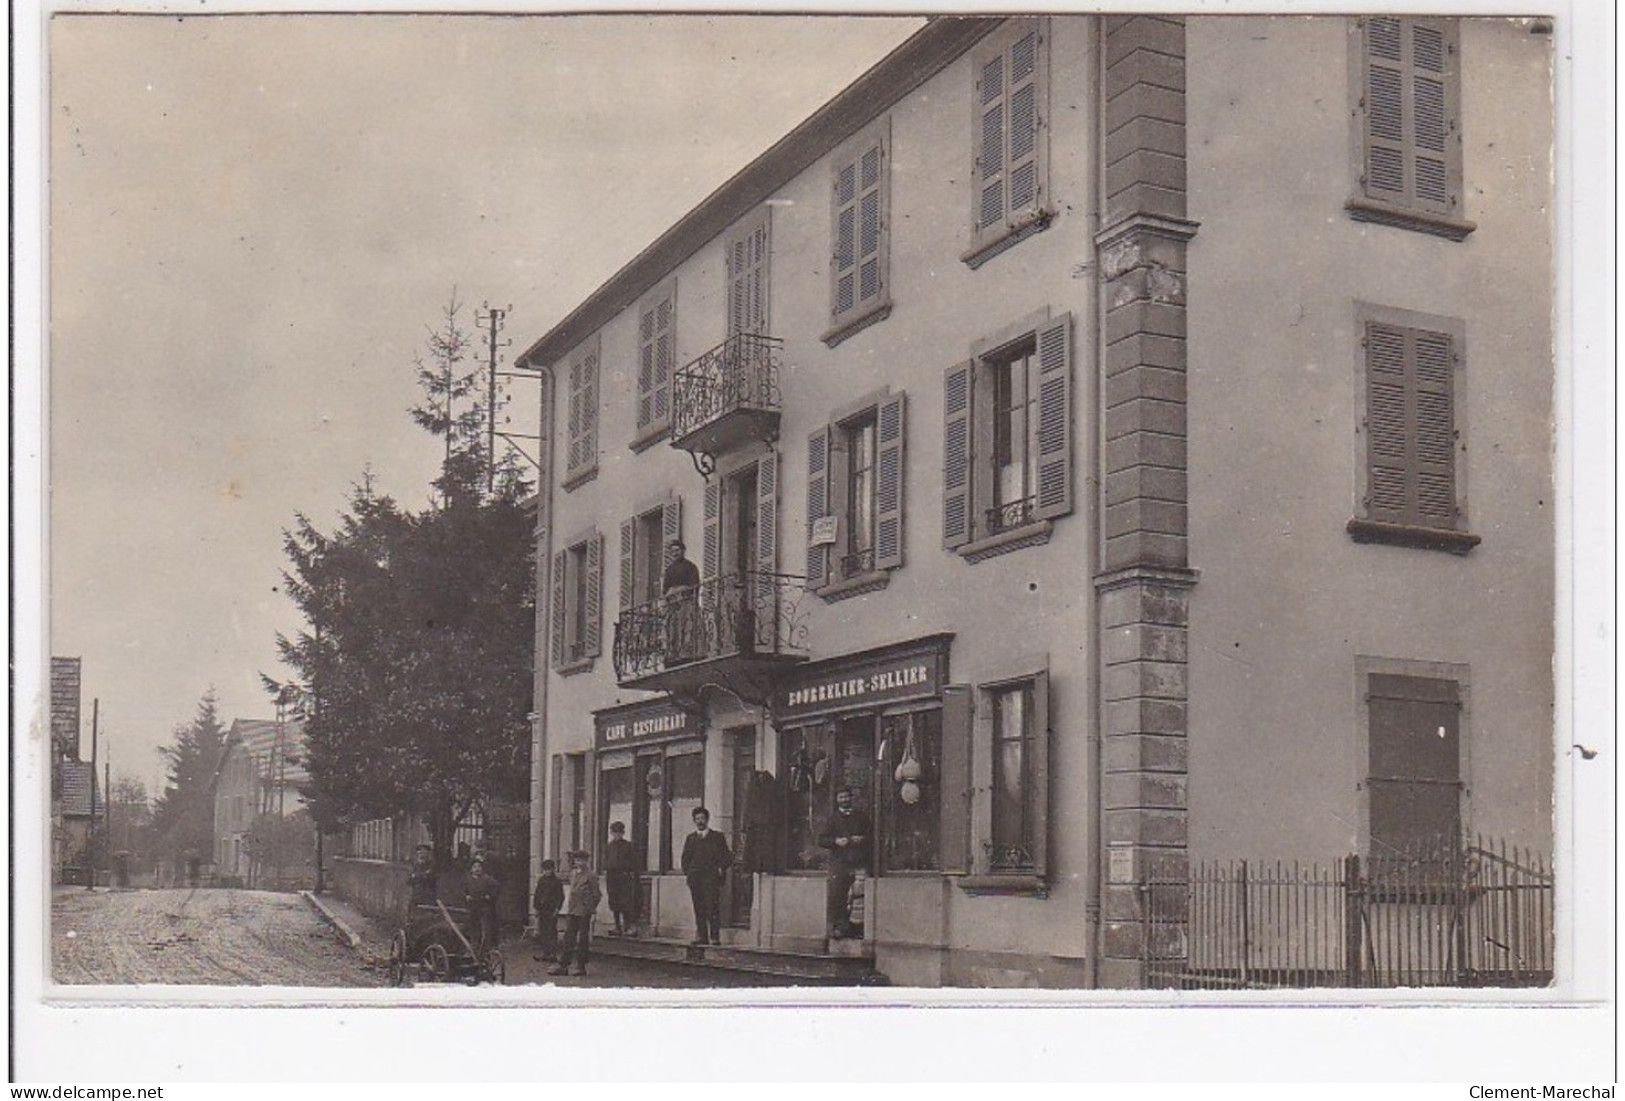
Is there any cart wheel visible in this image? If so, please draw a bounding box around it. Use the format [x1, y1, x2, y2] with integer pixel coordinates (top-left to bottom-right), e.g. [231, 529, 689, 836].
[482, 947, 505, 985]
[421, 941, 451, 982]
[387, 930, 408, 987]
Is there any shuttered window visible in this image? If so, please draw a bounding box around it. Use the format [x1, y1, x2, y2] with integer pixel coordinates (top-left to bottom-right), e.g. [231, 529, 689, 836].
[957, 663, 1050, 888]
[826, 122, 891, 343]
[618, 495, 682, 612]
[808, 392, 907, 595]
[563, 337, 600, 488]
[966, 18, 1050, 266]
[1350, 17, 1470, 239]
[634, 284, 676, 445]
[726, 209, 771, 338]
[1350, 307, 1475, 553]
[944, 312, 1073, 559]
[551, 529, 603, 671]
[1367, 673, 1462, 864]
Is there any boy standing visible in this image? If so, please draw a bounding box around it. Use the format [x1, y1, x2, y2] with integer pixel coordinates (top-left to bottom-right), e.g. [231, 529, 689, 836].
[530, 859, 564, 962]
[550, 850, 601, 977]
[603, 821, 639, 937]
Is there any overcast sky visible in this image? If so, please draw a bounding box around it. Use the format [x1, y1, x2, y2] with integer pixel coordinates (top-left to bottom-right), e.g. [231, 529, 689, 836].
[45, 12, 924, 793]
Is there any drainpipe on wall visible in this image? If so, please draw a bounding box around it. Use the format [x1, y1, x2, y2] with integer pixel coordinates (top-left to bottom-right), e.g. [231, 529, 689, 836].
[520, 360, 557, 913]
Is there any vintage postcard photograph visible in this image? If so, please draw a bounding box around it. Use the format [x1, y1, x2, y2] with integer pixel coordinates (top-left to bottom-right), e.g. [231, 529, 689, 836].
[14, 0, 1614, 1083]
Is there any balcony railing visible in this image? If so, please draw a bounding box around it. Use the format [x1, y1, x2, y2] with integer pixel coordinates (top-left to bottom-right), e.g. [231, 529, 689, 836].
[671, 333, 783, 457]
[612, 570, 811, 683]
[986, 496, 1036, 535]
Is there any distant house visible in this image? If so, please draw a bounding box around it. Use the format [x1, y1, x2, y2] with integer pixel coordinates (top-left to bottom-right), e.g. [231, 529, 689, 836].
[212, 717, 310, 886]
[54, 758, 105, 884]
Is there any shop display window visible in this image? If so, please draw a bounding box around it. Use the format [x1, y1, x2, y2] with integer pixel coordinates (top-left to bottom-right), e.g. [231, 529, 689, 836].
[666, 750, 705, 869]
[880, 710, 940, 872]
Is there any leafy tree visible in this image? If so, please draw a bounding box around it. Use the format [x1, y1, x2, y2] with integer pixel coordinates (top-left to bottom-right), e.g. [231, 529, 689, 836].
[108, 774, 155, 870]
[150, 691, 229, 867]
[244, 808, 316, 888]
[270, 295, 535, 866]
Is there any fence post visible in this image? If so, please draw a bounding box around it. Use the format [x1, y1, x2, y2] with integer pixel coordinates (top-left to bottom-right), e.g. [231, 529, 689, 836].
[1343, 854, 1363, 987]
[1238, 859, 1251, 988]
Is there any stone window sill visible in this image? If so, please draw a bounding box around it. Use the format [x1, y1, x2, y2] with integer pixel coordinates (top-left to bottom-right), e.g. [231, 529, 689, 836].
[561, 464, 598, 492]
[821, 299, 892, 348]
[1347, 518, 1481, 555]
[961, 208, 1054, 270]
[954, 873, 1049, 898]
[555, 655, 596, 677]
[629, 421, 670, 454]
[958, 519, 1054, 564]
[1345, 197, 1476, 242]
[811, 569, 891, 603]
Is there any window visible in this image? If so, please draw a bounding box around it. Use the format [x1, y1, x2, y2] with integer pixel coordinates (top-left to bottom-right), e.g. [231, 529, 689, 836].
[619, 494, 682, 611]
[1362, 668, 1466, 880]
[1347, 16, 1473, 240]
[551, 528, 603, 672]
[634, 283, 676, 448]
[552, 752, 593, 864]
[944, 311, 1073, 561]
[989, 683, 1035, 872]
[879, 710, 941, 873]
[964, 18, 1051, 268]
[807, 392, 906, 596]
[1348, 304, 1477, 554]
[824, 120, 891, 345]
[965, 666, 1050, 887]
[726, 208, 771, 338]
[564, 336, 600, 488]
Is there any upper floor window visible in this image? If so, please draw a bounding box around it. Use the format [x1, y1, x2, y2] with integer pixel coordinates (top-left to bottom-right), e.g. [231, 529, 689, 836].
[619, 494, 682, 611]
[807, 391, 906, 598]
[1347, 16, 1474, 240]
[824, 120, 892, 346]
[726, 207, 771, 338]
[944, 310, 1072, 562]
[633, 283, 677, 450]
[1347, 303, 1479, 554]
[563, 336, 600, 489]
[551, 527, 603, 673]
[964, 17, 1051, 268]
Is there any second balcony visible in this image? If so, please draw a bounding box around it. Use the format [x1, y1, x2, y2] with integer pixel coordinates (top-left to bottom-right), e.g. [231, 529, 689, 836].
[671, 332, 783, 471]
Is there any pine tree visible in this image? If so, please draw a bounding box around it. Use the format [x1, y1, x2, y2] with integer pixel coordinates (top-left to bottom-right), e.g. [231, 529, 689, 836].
[150, 691, 229, 868]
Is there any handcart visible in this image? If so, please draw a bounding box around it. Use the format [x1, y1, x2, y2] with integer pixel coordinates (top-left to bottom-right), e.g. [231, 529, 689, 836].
[387, 899, 505, 986]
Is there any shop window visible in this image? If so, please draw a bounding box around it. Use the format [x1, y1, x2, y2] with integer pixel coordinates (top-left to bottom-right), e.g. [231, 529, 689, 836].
[552, 752, 593, 864]
[551, 528, 603, 673]
[1347, 17, 1473, 240]
[633, 282, 677, 449]
[879, 710, 941, 872]
[964, 18, 1051, 269]
[619, 494, 682, 611]
[599, 743, 704, 875]
[666, 750, 705, 871]
[563, 335, 600, 489]
[807, 392, 906, 598]
[944, 311, 1072, 562]
[824, 119, 891, 346]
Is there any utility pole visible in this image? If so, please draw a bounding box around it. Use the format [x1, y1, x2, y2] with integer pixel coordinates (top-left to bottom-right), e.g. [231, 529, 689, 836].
[475, 301, 513, 494]
[86, 698, 98, 890]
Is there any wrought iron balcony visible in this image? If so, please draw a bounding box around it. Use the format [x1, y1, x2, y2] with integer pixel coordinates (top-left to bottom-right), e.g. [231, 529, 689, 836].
[986, 496, 1036, 536]
[671, 333, 783, 473]
[612, 570, 810, 701]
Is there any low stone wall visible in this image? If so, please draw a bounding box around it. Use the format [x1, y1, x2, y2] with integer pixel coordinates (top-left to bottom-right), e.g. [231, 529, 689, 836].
[330, 857, 407, 926]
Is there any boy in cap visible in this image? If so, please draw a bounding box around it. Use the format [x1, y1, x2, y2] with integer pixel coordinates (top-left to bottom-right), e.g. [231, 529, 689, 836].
[603, 821, 639, 937]
[530, 859, 564, 962]
[550, 850, 601, 977]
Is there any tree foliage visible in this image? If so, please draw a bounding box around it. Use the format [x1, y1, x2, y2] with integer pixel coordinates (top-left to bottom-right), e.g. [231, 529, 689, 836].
[270, 295, 535, 864]
[150, 691, 229, 865]
[244, 808, 316, 886]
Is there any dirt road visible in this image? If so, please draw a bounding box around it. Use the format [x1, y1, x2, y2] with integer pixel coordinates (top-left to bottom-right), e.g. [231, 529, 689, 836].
[52, 887, 385, 987]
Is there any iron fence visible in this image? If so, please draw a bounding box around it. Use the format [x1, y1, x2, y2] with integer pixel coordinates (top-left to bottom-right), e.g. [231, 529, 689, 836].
[1146, 836, 1553, 989]
[612, 570, 811, 681]
[671, 332, 783, 441]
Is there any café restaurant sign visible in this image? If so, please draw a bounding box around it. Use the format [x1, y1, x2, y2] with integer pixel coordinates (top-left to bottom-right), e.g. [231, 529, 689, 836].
[594, 698, 704, 750]
[777, 639, 947, 721]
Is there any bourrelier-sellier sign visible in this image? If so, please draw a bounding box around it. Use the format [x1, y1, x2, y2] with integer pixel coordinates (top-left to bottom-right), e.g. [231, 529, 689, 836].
[776, 637, 948, 721]
[594, 698, 704, 750]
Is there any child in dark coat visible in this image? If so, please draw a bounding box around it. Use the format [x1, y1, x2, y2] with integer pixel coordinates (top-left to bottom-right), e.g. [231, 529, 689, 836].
[530, 859, 565, 962]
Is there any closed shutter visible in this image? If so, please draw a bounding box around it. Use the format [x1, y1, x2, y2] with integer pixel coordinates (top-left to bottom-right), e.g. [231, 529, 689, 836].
[702, 480, 721, 580]
[974, 45, 1007, 233]
[1029, 667, 1051, 880]
[1031, 313, 1073, 521]
[938, 685, 973, 874]
[943, 360, 975, 548]
[582, 532, 603, 659]
[550, 548, 567, 669]
[565, 360, 584, 474]
[973, 20, 1043, 236]
[1365, 321, 1456, 528]
[566, 345, 599, 479]
[728, 211, 771, 337]
[618, 517, 636, 612]
[1005, 24, 1042, 220]
[831, 133, 888, 327]
[1362, 17, 1457, 214]
[637, 290, 676, 434]
[1367, 674, 1461, 855]
[874, 392, 906, 570]
[806, 426, 833, 586]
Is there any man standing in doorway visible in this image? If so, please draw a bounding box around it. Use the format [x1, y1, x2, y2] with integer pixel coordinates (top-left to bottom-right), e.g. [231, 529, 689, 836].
[680, 807, 731, 946]
[818, 787, 872, 940]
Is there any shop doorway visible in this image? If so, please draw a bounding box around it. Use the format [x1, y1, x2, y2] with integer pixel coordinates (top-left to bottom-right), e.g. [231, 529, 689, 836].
[725, 731, 755, 927]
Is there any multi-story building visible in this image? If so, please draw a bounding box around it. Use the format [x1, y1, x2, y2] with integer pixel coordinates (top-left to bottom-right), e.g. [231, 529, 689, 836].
[515, 15, 1554, 988]
[212, 717, 310, 885]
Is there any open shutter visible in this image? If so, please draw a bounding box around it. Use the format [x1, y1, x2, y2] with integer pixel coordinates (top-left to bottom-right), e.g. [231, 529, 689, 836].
[874, 392, 906, 570]
[582, 352, 599, 467]
[583, 751, 599, 864]
[1032, 312, 1073, 521]
[661, 492, 683, 550]
[550, 548, 567, 669]
[654, 295, 674, 428]
[636, 304, 656, 431]
[756, 449, 778, 578]
[943, 360, 975, 548]
[565, 362, 583, 474]
[749, 218, 770, 336]
[582, 532, 603, 658]
[938, 685, 973, 874]
[1412, 329, 1456, 527]
[1005, 24, 1042, 220]
[806, 426, 833, 586]
[550, 754, 565, 862]
[857, 141, 885, 309]
[618, 517, 636, 611]
[1029, 666, 1051, 881]
[702, 481, 721, 580]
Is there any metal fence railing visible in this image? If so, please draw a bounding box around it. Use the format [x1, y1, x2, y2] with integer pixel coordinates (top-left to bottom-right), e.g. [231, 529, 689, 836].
[612, 570, 811, 681]
[1145, 836, 1554, 989]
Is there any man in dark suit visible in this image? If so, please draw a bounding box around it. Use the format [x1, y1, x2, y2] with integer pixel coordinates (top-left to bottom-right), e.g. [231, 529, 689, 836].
[679, 806, 731, 946]
[818, 787, 873, 940]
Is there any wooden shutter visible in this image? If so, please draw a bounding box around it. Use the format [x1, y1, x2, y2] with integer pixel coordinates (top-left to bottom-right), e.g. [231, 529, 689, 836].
[974, 42, 1007, 233]
[550, 548, 567, 669]
[1365, 321, 1456, 528]
[727, 211, 771, 337]
[1362, 17, 1457, 213]
[566, 345, 599, 479]
[618, 517, 636, 612]
[973, 21, 1043, 236]
[831, 131, 887, 327]
[637, 303, 656, 431]
[1005, 23, 1042, 220]
[582, 532, 603, 658]
[755, 450, 779, 584]
[550, 754, 565, 862]
[938, 685, 973, 874]
[943, 360, 975, 548]
[583, 751, 599, 863]
[832, 157, 859, 320]
[661, 493, 683, 550]
[1029, 666, 1051, 880]
[874, 392, 906, 570]
[637, 290, 676, 434]
[565, 360, 584, 474]
[1367, 674, 1461, 853]
[702, 480, 721, 580]
[1032, 313, 1074, 521]
[806, 426, 833, 586]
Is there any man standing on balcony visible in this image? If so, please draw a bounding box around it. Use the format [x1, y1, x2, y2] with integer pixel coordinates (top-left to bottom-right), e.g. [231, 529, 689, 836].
[662, 538, 701, 665]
